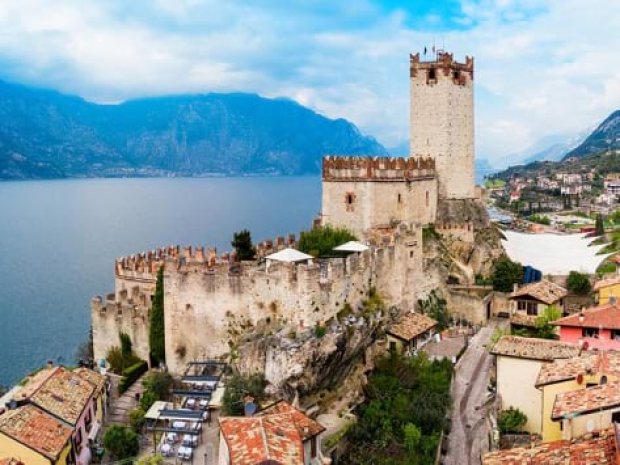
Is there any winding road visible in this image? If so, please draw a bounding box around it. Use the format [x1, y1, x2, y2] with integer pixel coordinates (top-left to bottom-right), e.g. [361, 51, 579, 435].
[442, 321, 499, 465]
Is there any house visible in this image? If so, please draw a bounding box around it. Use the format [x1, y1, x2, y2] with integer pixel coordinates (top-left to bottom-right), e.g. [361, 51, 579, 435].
[535, 351, 620, 442]
[552, 380, 620, 440]
[553, 302, 620, 350]
[0, 404, 73, 465]
[74, 368, 108, 425]
[491, 336, 580, 434]
[509, 280, 567, 328]
[386, 312, 437, 354]
[594, 276, 620, 306]
[10, 367, 98, 465]
[483, 427, 619, 464]
[218, 400, 327, 465]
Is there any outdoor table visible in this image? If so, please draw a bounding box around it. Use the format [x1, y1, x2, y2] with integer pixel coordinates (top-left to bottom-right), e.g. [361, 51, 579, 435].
[186, 398, 196, 407]
[172, 421, 187, 429]
[165, 432, 177, 443]
[178, 446, 193, 460]
[161, 443, 173, 456]
[183, 434, 198, 446]
[199, 399, 208, 408]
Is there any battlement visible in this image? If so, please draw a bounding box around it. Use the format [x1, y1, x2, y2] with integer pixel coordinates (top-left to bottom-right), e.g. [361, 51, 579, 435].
[322, 156, 435, 182]
[410, 51, 474, 83]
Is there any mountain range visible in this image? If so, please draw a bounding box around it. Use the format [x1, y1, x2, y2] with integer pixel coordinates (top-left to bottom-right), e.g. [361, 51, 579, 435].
[0, 81, 388, 179]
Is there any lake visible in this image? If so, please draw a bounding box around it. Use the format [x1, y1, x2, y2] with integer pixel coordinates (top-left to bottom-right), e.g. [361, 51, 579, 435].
[0, 176, 320, 386]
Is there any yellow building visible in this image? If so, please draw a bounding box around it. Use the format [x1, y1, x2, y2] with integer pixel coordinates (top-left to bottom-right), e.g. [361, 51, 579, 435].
[0, 404, 73, 465]
[535, 351, 620, 442]
[594, 276, 620, 305]
[491, 336, 580, 434]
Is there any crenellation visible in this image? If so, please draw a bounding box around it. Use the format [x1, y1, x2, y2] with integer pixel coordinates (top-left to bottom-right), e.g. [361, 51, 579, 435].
[322, 156, 435, 182]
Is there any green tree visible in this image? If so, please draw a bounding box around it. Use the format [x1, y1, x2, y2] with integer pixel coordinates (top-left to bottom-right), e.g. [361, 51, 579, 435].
[136, 456, 164, 465]
[222, 373, 267, 416]
[103, 425, 139, 460]
[297, 225, 357, 257]
[149, 266, 165, 366]
[595, 213, 605, 236]
[403, 423, 422, 452]
[142, 371, 173, 401]
[492, 256, 523, 293]
[128, 407, 146, 433]
[497, 407, 528, 434]
[120, 332, 132, 360]
[566, 271, 592, 295]
[231, 229, 256, 261]
[533, 305, 561, 339]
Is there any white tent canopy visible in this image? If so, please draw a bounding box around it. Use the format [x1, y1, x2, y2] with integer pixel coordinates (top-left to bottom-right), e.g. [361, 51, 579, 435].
[265, 248, 314, 263]
[333, 241, 370, 252]
[501, 230, 612, 275]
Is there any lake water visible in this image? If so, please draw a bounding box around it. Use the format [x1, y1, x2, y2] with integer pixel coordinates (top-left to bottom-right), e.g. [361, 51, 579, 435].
[0, 176, 320, 386]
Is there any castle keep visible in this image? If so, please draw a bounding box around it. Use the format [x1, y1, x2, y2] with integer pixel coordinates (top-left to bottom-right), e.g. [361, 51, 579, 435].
[91, 51, 484, 374]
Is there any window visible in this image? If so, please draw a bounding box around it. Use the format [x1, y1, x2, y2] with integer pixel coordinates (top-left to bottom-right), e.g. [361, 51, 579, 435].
[409, 251, 414, 259]
[583, 327, 599, 338]
[517, 300, 538, 315]
[428, 68, 436, 80]
[453, 70, 460, 80]
[85, 408, 92, 432]
[346, 194, 353, 205]
[612, 329, 620, 340]
[311, 437, 317, 458]
[398, 193, 402, 204]
[425, 191, 429, 207]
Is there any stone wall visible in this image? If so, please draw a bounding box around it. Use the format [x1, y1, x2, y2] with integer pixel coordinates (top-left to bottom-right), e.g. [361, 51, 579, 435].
[410, 52, 475, 200]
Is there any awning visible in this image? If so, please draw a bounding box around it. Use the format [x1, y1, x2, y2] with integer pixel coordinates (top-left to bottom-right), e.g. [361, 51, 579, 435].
[144, 401, 171, 420]
[88, 421, 101, 442]
[333, 241, 369, 252]
[265, 248, 313, 263]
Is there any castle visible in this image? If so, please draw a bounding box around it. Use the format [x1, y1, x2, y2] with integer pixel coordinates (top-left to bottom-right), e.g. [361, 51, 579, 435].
[92, 51, 484, 374]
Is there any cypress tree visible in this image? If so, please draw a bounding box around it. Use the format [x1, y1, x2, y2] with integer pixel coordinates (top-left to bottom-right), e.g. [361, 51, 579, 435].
[595, 214, 605, 236]
[149, 266, 165, 366]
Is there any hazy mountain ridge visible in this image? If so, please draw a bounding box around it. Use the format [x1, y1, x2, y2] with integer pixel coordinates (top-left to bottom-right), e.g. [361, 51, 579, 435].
[0, 81, 387, 179]
[565, 110, 620, 159]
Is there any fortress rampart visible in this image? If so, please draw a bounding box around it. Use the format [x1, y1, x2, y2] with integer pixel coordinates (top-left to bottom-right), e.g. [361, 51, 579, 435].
[322, 156, 435, 181]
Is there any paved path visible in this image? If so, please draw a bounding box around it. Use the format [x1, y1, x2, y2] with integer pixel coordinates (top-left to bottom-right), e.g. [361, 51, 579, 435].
[443, 321, 500, 465]
[105, 372, 147, 426]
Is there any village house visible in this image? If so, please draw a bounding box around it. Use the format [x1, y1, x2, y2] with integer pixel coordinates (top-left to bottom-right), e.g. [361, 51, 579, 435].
[594, 276, 620, 305]
[482, 427, 620, 464]
[509, 280, 567, 328]
[535, 351, 620, 442]
[73, 368, 108, 426]
[4, 366, 99, 465]
[386, 312, 438, 355]
[0, 404, 73, 465]
[218, 400, 327, 465]
[553, 302, 620, 350]
[491, 336, 580, 434]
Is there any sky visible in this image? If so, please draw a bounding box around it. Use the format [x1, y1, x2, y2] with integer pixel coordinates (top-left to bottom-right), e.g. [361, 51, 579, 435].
[0, 0, 619, 166]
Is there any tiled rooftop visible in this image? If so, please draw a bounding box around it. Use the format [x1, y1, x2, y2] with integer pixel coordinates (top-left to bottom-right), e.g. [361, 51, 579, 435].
[510, 280, 567, 305]
[482, 429, 618, 464]
[0, 404, 72, 460]
[219, 413, 304, 465]
[594, 276, 620, 291]
[553, 303, 620, 330]
[26, 366, 95, 425]
[73, 367, 106, 393]
[387, 312, 437, 342]
[536, 351, 620, 387]
[552, 380, 620, 420]
[259, 400, 325, 440]
[491, 336, 580, 361]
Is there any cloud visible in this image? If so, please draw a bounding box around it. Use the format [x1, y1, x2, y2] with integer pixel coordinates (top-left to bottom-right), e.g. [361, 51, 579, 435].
[0, 0, 618, 165]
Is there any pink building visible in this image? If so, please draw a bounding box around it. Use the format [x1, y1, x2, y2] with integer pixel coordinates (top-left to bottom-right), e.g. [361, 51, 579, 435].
[553, 303, 620, 351]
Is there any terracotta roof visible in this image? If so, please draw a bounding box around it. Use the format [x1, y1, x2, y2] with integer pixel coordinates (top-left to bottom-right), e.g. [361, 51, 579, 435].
[553, 303, 620, 330]
[259, 400, 325, 440]
[552, 380, 620, 420]
[594, 276, 620, 291]
[387, 312, 437, 342]
[73, 368, 106, 393]
[491, 336, 580, 361]
[0, 459, 23, 465]
[219, 414, 304, 465]
[510, 280, 567, 305]
[482, 429, 618, 464]
[536, 351, 620, 387]
[0, 404, 72, 460]
[26, 366, 95, 425]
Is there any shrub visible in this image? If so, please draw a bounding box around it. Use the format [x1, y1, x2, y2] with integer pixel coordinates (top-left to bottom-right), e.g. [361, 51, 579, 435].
[142, 371, 173, 401]
[297, 225, 357, 257]
[223, 373, 267, 416]
[492, 256, 523, 293]
[118, 360, 148, 394]
[129, 407, 145, 433]
[417, 290, 450, 331]
[231, 229, 256, 261]
[136, 456, 164, 465]
[566, 270, 592, 295]
[498, 407, 527, 434]
[103, 425, 139, 460]
[315, 324, 327, 338]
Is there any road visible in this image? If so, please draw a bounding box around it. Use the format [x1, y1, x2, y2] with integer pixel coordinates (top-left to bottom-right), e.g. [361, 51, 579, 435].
[442, 321, 499, 465]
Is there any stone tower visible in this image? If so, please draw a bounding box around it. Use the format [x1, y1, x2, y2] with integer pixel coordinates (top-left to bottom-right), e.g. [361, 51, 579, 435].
[410, 51, 475, 199]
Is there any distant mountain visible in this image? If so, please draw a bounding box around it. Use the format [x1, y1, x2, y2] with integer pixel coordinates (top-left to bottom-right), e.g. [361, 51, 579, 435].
[565, 110, 620, 159]
[0, 81, 387, 179]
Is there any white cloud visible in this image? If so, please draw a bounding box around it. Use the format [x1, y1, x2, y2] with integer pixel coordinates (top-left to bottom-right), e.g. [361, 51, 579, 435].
[0, 0, 619, 164]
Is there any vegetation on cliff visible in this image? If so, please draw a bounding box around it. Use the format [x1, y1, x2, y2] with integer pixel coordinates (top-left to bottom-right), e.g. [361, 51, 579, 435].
[417, 290, 450, 331]
[566, 270, 592, 295]
[491, 256, 523, 293]
[149, 266, 165, 366]
[297, 225, 357, 257]
[222, 372, 267, 416]
[106, 332, 143, 374]
[340, 353, 452, 465]
[231, 229, 256, 261]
